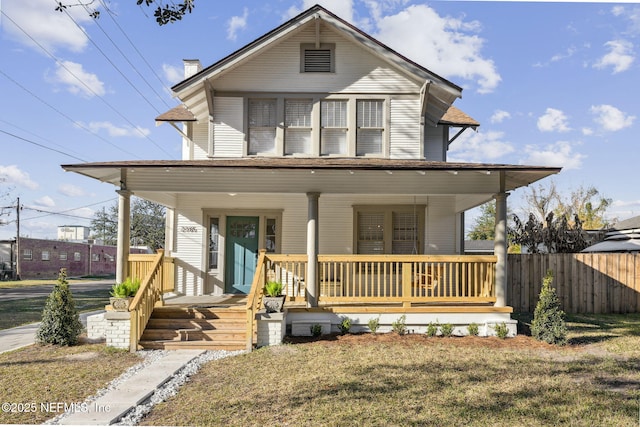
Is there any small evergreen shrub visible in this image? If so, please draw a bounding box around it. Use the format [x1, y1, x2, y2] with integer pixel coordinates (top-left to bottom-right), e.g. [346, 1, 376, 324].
[338, 316, 352, 335]
[368, 316, 380, 334]
[36, 269, 83, 346]
[467, 323, 480, 336]
[493, 322, 509, 339]
[531, 270, 567, 345]
[440, 323, 454, 337]
[310, 324, 322, 337]
[391, 315, 407, 335]
[426, 321, 439, 337]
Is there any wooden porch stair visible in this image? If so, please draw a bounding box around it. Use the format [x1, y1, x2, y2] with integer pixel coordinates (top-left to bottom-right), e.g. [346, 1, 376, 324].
[138, 306, 248, 350]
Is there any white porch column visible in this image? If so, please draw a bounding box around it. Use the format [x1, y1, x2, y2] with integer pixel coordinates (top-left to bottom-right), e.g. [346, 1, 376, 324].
[116, 190, 131, 284]
[494, 192, 508, 307]
[306, 192, 320, 308]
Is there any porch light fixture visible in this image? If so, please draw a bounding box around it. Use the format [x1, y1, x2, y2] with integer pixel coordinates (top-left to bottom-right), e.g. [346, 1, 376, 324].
[385, 170, 393, 175]
[477, 170, 491, 175]
[348, 170, 355, 175]
[416, 170, 426, 176]
[447, 170, 458, 175]
[228, 193, 237, 197]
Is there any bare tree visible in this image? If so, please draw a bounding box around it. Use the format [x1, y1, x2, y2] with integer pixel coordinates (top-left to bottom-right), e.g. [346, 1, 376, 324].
[55, 0, 195, 25]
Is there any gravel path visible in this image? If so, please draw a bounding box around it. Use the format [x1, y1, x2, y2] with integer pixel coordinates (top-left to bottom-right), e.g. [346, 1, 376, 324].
[46, 349, 245, 425]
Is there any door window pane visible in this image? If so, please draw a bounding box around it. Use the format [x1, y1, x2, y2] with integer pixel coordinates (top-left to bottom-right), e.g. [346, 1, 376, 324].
[266, 218, 277, 253]
[209, 218, 219, 269]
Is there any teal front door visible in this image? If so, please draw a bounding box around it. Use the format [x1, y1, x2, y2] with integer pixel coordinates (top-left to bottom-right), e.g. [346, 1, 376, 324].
[225, 216, 259, 294]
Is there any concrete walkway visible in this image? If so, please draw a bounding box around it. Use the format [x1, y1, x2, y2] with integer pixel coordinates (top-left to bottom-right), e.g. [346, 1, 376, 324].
[58, 350, 205, 425]
[0, 310, 104, 354]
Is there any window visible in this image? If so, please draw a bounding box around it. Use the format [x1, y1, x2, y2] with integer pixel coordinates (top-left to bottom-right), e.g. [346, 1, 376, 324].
[300, 44, 334, 73]
[59, 252, 67, 261]
[92, 253, 100, 262]
[285, 99, 313, 155]
[23, 249, 32, 261]
[41, 250, 50, 261]
[248, 99, 277, 154]
[209, 218, 219, 270]
[105, 254, 114, 262]
[265, 218, 277, 253]
[357, 100, 384, 155]
[354, 206, 424, 254]
[321, 100, 347, 155]
[74, 252, 81, 261]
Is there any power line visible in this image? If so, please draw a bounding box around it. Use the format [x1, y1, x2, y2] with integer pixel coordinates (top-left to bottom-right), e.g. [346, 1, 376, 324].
[0, 68, 141, 159]
[0, 128, 88, 162]
[4, 198, 117, 224]
[0, 9, 174, 159]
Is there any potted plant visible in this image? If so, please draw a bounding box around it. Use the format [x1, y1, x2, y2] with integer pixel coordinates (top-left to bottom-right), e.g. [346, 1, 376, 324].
[262, 280, 285, 313]
[109, 277, 141, 311]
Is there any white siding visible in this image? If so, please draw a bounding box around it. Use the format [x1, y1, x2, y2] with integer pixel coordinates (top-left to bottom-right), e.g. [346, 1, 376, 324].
[191, 122, 209, 160]
[213, 23, 421, 94]
[424, 125, 447, 161]
[212, 97, 244, 157]
[425, 196, 457, 254]
[390, 99, 421, 159]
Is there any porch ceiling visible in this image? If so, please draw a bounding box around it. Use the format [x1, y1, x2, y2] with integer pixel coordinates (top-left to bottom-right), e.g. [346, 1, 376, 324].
[62, 158, 560, 211]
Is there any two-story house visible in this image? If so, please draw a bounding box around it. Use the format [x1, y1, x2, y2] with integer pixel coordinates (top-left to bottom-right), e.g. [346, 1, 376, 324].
[65, 5, 560, 350]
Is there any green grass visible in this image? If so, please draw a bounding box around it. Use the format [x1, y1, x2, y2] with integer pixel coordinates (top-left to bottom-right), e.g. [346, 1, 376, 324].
[0, 277, 107, 289]
[0, 343, 141, 425]
[141, 313, 640, 427]
[0, 288, 110, 330]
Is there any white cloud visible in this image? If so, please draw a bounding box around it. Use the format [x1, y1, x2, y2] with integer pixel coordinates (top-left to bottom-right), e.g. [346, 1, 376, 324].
[0, 165, 38, 190]
[49, 61, 105, 97]
[86, 122, 150, 138]
[521, 141, 585, 170]
[590, 104, 635, 132]
[58, 183, 89, 197]
[490, 110, 511, 124]
[33, 196, 55, 208]
[537, 108, 571, 133]
[162, 63, 183, 85]
[593, 40, 635, 74]
[373, 5, 501, 94]
[448, 130, 514, 163]
[1, 0, 92, 53]
[581, 127, 594, 136]
[227, 7, 249, 41]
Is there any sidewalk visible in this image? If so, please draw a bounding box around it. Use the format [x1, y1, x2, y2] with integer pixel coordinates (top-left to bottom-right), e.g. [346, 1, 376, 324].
[0, 310, 104, 354]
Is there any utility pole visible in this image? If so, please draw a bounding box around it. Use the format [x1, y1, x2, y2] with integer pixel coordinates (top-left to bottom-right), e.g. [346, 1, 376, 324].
[15, 197, 21, 280]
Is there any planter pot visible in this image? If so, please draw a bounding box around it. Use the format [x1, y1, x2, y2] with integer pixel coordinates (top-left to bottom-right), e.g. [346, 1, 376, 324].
[263, 295, 286, 313]
[109, 297, 132, 311]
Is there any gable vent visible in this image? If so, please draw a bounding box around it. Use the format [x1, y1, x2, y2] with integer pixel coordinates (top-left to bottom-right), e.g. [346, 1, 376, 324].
[304, 49, 332, 72]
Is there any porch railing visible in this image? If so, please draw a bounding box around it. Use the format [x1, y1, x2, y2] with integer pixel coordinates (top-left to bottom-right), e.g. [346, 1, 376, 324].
[252, 254, 497, 305]
[128, 250, 166, 352]
[128, 253, 175, 294]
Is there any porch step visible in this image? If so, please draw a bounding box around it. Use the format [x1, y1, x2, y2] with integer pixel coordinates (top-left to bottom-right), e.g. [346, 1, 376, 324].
[139, 305, 248, 351]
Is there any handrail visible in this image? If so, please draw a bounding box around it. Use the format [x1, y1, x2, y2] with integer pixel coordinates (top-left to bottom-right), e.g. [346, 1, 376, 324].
[245, 249, 268, 351]
[129, 249, 165, 352]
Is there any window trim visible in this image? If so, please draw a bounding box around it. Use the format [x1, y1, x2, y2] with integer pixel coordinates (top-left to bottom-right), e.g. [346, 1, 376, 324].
[23, 249, 32, 261]
[353, 205, 425, 255]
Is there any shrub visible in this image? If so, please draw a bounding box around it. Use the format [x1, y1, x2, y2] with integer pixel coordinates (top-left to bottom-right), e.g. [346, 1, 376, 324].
[467, 323, 480, 336]
[368, 316, 380, 334]
[531, 270, 567, 345]
[338, 316, 352, 335]
[310, 324, 322, 337]
[110, 277, 141, 298]
[36, 269, 83, 346]
[440, 323, 454, 337]
[493, 322, 509, 339]
[426, 321, 439, 337]
[391, 315, 407, 335]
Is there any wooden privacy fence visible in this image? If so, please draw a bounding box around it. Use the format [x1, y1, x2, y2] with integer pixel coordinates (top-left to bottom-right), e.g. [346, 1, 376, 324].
[508, 253, 640, 314]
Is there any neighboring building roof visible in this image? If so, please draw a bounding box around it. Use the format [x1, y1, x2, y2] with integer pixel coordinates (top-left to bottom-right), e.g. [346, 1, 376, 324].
[582, 238, 640, 253]
[464, 240, 494, 253]
[612, 215, 640, 231]
[155, 105, 197, 122]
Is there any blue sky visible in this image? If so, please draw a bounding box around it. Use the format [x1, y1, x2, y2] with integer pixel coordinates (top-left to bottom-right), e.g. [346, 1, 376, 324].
[0, 0, 638, 240]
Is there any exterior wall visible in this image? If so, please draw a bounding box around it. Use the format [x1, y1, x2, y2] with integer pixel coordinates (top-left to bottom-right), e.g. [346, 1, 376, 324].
[15, 237, 146, 280]
[424, 125, 447, 161]
[389, 98, 421, 159]
[171, 193, 459, 296]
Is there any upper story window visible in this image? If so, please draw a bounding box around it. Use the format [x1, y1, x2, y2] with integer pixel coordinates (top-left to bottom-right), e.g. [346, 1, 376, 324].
[300, 43, 335, 73]
[285, 99, 313, 155]
[321, 100, 347, 155]
[248, 99, 277, 155]
[357, 100, 384, 155]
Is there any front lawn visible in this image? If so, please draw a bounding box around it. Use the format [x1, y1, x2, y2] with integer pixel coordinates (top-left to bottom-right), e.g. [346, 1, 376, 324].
[141, 313, 640, 426]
